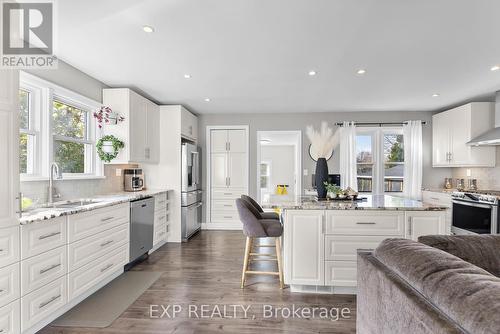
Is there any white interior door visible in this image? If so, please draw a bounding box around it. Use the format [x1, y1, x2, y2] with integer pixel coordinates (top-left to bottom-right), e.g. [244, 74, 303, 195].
[228, 129, 246, 153]
[228, 152, 246, 188]
[210, 130, 228, 153]
[0, 70, 20, 227]
[211, 153, 228, 188]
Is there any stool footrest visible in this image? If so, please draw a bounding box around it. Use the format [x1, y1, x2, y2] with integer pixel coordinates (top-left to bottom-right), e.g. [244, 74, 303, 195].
[245, 270, 280, 276]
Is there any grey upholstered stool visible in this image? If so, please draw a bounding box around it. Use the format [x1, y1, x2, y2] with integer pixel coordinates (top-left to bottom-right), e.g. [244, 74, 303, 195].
[235, 198, 284, 289]
[241, 195, 280, 220]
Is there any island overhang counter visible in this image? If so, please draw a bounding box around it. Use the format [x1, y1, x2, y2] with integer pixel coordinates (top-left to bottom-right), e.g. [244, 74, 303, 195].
[263, 195, 449, 294]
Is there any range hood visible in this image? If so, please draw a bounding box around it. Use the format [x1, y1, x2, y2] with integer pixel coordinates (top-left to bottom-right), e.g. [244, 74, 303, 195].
[467, 91, 500, 146]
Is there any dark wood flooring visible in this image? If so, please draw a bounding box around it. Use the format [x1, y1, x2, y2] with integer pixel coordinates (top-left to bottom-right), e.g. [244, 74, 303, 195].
[40, 231, 356, 333]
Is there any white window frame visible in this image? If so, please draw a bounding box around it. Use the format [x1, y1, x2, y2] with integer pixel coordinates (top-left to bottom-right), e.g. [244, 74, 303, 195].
[20, 72, 103, 181]
[260, 160, 272, 191]
[19, 88, 38, 175]
[356, 127, 404, 195]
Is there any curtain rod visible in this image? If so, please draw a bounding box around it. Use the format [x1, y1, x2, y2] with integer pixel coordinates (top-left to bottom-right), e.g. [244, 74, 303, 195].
[335, 121, 427, 127]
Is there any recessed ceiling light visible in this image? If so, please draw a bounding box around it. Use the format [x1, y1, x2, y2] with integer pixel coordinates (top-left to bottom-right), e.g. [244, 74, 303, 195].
[432, 93, 440, 97]
[491, 65, 500, 71]
[184, 74, 191, 79]
[143, 25, 154, 33]
[356, 69, 367, 75]
[204, 98, 211, 102]
[308, 70, 317, 76]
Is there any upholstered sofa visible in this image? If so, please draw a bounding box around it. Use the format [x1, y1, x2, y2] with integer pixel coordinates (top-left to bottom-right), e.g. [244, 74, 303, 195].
[357, 235, 500, 334]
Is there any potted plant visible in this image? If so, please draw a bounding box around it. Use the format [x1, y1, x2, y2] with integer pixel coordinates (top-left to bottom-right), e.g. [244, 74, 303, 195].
[306, 122, 338, 199]
[324, 182, 342, 199]
[93, 106, 125, 129]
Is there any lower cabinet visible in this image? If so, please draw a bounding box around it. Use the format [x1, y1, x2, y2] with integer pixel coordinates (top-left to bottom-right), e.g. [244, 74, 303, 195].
[284, 209, 448, 288]
[0, 299, 20, 334]
[21, 276, 67, 332]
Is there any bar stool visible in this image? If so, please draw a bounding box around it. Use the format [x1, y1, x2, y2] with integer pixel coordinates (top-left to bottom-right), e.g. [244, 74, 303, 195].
[241, 195, 280, 220]
[235, 198, 284, 289]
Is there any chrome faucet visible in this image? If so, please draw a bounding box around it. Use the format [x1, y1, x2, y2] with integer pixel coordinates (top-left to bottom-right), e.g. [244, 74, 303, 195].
[48, 162, 62, 204]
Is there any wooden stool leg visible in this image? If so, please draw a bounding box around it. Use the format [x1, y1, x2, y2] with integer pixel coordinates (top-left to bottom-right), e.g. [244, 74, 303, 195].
[241, 237, 252, 288]
[275, 237, 284, 289]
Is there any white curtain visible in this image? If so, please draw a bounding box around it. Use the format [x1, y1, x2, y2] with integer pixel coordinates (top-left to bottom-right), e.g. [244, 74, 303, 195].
[403, 120, 423, 200]
[339, 121, 358, 191]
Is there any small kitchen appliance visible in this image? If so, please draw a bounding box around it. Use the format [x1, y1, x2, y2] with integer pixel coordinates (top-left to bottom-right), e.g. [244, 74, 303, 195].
[124, 168, 145, 192]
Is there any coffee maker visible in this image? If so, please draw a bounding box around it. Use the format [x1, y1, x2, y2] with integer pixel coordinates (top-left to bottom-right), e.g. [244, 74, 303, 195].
[124, 168, 144, 192]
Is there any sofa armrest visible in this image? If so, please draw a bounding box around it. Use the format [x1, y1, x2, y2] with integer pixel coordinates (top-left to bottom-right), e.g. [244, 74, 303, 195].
[418, 234, 500, 277]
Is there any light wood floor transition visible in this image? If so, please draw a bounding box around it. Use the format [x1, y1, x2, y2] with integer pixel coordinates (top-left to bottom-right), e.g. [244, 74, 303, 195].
[40, 231, 356, 334]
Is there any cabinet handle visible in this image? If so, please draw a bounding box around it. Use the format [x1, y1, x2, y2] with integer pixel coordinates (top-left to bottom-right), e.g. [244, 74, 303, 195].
[101, 216, 114, 222]
[408, 217, 413, 236]
[39, 231, 61, 240]
[322, 216, 325, 234]
[39, 263, 61, 274]
[430, 197, 440, 201]
[223, 216, 233, 219]
[223, 193, 232, 195]
[225, 142, 229, 151]
[228, 142, 231, 151]
[100, 240, 114, 247]
[39, 294, 61, 309]
[356, 222, 376, 225]
[100, 263, 114, 272]
[16, 192, 22, 218]
[223, 205, 232, 207]
[228, 177, 231, 186]
[145, 147, 150, 159]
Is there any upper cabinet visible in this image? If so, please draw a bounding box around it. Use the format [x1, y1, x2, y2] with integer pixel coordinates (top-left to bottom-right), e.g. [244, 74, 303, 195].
[181, 107, 198, 142]
[432, 103, 496, 167]
[0, 70, 20, 227]
[102, 88, 159, 164]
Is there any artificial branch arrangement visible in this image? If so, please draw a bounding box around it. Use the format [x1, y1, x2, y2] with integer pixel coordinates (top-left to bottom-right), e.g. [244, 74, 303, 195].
[305, 122, 339, 159]
[93, 106, 125, 129]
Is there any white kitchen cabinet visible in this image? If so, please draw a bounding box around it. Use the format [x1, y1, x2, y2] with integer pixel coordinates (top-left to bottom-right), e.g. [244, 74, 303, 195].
[208, 127, 249, 227]
[284, 210, 325, 286]
[102, 88, 159, 164]
[432, 103, 496, 167]
[405, 211, 447, 241]
[0, 299, 20, 334]
[181, 107, 198, 141]
[0, 70, 20, 228]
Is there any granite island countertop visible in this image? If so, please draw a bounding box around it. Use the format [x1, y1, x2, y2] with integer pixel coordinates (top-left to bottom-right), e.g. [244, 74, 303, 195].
[261, 194, 448, 211]
[20, 189, 171, 225]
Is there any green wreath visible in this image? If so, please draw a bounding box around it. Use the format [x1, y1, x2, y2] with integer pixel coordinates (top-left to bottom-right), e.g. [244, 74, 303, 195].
[97, 135, 125, 163]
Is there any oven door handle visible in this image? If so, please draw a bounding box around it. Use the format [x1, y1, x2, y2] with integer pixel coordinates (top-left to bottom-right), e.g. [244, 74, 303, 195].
[452, 199, 494, 209]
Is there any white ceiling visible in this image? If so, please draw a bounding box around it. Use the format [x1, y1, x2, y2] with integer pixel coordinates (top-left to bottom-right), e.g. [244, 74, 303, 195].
[58, 0, 500, 114]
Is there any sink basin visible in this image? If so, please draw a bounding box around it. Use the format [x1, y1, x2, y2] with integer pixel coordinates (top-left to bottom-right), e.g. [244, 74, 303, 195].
[44, 199, 102, 209]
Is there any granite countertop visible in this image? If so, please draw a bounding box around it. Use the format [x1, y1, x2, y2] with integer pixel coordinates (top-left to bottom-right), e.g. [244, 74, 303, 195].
[20, 189, 171, 225]
[261, 195, 448, 211]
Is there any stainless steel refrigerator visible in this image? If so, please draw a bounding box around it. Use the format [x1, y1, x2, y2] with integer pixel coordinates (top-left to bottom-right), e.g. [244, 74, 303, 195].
[181, 143, 202, 241]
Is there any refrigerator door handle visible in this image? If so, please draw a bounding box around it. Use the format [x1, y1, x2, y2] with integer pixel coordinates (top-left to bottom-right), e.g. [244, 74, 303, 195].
[191, 151, 199, 187]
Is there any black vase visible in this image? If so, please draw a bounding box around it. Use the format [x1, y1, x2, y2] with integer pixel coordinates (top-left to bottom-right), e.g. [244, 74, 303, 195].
[315, 157, 329, 199]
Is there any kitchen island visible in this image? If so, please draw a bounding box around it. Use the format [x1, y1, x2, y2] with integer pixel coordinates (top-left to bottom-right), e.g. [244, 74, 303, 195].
[263, 195, 448, 294]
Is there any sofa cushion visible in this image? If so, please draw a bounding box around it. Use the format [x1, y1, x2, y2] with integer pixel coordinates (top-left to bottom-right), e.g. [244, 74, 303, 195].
[418, 234, 500, 277]
[374, 238, 500, 334]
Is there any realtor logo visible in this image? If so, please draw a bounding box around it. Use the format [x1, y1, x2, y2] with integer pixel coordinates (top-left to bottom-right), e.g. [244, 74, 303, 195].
[1, 0, 57, 68]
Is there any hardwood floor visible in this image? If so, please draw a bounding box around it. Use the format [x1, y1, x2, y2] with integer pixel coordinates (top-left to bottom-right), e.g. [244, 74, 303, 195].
[40, 231, 356, 334]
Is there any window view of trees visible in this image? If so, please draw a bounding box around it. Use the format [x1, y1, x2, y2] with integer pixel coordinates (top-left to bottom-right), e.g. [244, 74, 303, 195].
[384, 134, 404, 192]
[52, 100, 89, 173]
[19, 90, 31, 174]
[356, 135, 373, 192]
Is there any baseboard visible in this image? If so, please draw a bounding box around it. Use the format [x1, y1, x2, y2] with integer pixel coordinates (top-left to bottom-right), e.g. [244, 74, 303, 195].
[149, 239, 168, 253]
[289, 284, 357, 295]
[23, 268, 124, 334]
[202, 222, 242, 230]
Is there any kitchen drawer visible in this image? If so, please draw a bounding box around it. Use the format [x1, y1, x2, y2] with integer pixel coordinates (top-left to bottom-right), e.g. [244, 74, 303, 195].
[68, 203, 129, 243]
[0, 299, 20, 334]
[325, 211, 404, 236]
[422, 191, 452, 208]
[154, 211, 168, 227]
[21, 217, 66, 259]
[68, 224, 128, 272]
[325, 261, 357, 287]
[68, 244, 128, 301]
[21, 246, 67, 296]
[212, 200, 237, 212]
[0, 263, 20, 308]
[325, 235, 388, 261]
[153, 224, 167, 245]
[21, 276, 67, 332]
[154, 193, 167, 211]
[0, 226, 19, 269]
[212, 189, 245, 200]
[211, 212, 240, 223]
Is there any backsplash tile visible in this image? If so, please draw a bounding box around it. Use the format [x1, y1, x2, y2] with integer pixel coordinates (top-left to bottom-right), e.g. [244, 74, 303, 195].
[21, 164, 138, 204]
[451, 147, 500, 190]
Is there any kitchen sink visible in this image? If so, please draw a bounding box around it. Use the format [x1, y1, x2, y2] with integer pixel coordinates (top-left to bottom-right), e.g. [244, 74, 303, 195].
[44, 199, 103, 209]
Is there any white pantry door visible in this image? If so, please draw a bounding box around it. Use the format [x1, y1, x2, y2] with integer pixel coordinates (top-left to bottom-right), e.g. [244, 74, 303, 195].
[0, 70, 20, 226]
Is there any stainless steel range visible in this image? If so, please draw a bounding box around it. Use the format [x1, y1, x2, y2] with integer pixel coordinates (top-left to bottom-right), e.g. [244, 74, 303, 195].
[451, 192, 499, 235]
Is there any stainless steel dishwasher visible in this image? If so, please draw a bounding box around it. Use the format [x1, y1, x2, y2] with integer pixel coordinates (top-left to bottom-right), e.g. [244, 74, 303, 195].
[129, 197, 154, 264]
